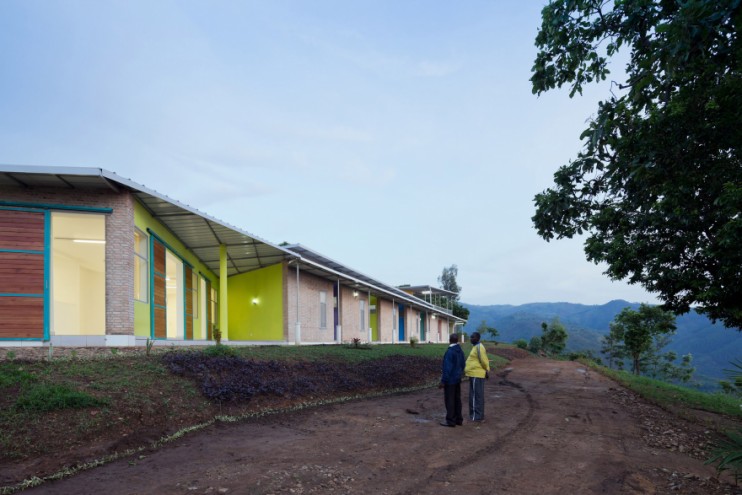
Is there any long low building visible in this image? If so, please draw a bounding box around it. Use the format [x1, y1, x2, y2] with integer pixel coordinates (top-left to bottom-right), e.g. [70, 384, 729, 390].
[0, 165, 465, 348]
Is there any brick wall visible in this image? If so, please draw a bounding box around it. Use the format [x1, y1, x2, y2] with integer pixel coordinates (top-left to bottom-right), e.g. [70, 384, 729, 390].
[0, 187, 135, 337]
[285, 266, 336, 343]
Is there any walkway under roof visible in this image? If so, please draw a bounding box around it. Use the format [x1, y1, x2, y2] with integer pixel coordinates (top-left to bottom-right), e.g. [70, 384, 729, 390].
[0, 165, 296, 276]
[285, 244, 465, 321]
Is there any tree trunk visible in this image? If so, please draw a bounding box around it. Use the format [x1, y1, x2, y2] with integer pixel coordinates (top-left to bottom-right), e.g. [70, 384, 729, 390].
[633, 355, 641, 376]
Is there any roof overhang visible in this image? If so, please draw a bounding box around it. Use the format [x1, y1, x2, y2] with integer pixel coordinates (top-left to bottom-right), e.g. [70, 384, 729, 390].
[286, 244, 466, 322]
[0, 165, 297, 277]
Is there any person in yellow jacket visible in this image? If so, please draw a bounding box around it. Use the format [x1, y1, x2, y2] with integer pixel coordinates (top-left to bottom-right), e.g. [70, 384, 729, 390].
[464, 331, 490, 422]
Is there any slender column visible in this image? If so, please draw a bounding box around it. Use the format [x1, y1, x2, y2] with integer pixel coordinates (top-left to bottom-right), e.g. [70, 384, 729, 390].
[295, 263, 301, 345]
[368, 289, 372, 343]
[219, 244, 228, 341]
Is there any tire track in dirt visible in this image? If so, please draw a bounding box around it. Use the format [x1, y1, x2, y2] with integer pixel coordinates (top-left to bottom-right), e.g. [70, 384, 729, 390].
[398, 367, 543, 494]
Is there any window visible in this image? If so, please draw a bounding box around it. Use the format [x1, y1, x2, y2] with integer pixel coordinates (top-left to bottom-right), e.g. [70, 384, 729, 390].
[165, 251, 184, 339]
[134, 229, 148, 302]
[51, 212, 106, 335]
[319, 291, 327, 329]
[360, 299, 366, 331]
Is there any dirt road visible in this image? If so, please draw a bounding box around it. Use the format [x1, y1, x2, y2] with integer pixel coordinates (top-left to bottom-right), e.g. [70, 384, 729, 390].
[25, 357, 739, 494]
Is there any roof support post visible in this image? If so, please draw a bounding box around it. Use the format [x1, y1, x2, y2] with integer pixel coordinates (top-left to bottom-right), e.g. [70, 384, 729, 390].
[367, 289, 372, 343]
[219, 244, 229, 341]
[336, 279, 341, 344]
[295, 263, 301, 345]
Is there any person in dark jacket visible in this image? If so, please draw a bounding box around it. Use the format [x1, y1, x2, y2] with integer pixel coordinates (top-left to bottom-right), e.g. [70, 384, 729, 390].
[439, 333, 466, 427]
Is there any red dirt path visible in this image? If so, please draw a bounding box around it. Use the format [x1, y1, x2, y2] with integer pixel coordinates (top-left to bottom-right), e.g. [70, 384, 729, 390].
[23, 357, 742, 494]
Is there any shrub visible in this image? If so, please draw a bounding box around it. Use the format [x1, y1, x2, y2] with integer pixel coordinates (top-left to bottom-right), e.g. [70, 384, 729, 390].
[514, 339, 528, 350]
[161, 352, 439, 404]
[202, 344, 238, 358]
[528, 336, 542, 354]
[15, 383, 107, 412]
[409, 336, 419, 348]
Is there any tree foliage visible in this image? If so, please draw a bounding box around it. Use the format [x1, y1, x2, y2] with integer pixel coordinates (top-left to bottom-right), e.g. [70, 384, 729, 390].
[541, 319, 568, 355]
[477, 320, 499, 341]
[608, 304, 678, 376]
[531, 0, 742, 328]
[438, 264, 470, 320]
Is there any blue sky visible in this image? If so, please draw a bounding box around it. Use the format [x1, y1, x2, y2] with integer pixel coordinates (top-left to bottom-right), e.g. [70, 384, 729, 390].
[0, 1, 658, 306]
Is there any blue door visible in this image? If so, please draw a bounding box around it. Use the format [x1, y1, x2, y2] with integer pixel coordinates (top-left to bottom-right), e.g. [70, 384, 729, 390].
[398, 304, 405, 341]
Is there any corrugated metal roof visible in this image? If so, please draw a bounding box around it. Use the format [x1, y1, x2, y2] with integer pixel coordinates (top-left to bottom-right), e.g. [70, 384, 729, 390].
[0, 165, 467, 322]
[0, 165, 296, 276]
[285, 244, 466, 321]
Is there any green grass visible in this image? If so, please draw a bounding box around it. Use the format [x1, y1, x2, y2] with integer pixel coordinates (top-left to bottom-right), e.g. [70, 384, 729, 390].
[15, 383, 108, 412]
[588, 361, 742, 419]
[0, 364, 37, 388]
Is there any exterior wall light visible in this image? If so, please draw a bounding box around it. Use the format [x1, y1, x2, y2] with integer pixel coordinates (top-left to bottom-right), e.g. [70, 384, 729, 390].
[352, 291, 359, 298]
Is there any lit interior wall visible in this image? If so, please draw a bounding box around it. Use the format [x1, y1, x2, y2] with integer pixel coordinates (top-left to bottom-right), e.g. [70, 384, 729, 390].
[51, 212, 105, 336]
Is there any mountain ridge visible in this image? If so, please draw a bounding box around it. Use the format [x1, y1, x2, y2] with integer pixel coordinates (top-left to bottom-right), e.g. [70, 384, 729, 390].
[462, 299, 742, 389]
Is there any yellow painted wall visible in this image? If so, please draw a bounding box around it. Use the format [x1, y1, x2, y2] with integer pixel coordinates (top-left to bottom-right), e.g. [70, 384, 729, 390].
[227, 263, 284, 340]
[133, 201, 218, 338]
[370, 296, 378, 341]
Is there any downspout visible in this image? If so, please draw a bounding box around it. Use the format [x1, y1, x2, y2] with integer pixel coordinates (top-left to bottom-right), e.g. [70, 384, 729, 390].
[219, 244, 228, 341]
[368, 289, 372, 343]
[295, 262, 301, 345]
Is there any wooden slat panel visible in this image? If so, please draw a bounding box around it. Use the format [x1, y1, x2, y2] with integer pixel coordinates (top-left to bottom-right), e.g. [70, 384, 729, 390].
[154, 307, 166, 339]
[0, 297, 43, 338]
[0, 254, 44, 294]
[154, 274, 165, 306]
[153, 241, 165, 274]
[185, 316, 193, 340]
[0, 210, 45, 251]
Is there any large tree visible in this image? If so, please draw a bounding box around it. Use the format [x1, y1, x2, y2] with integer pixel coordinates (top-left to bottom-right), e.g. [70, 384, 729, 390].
[531, 0, 742, 328]
[438, 264, 470, 320]
[609, 304, 677, 376]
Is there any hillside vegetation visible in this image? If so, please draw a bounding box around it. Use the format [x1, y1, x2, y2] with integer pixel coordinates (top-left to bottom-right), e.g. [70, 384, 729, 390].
[464, 300, 742, 389]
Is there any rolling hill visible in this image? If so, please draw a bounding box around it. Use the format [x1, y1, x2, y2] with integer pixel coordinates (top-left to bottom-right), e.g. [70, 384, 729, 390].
[462, 300, 742, 390]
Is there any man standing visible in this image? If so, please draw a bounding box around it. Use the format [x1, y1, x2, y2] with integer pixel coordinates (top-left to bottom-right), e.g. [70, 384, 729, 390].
[465, 331, 490, 422]
[439, 333, 466, 427]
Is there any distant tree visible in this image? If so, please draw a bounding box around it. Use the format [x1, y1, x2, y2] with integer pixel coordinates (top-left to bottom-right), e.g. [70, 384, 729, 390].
[530, 0, 742, 328]
[514, 339, 528, 350]
[600, 331, 625, 370]
[540, 319, 568, 355]
[609, 304, 677, 376]
[438, 265, 461, 295]
[477, 320, 499, 343]
[528, 336, 542, 354]
[438, 264, 470, 320]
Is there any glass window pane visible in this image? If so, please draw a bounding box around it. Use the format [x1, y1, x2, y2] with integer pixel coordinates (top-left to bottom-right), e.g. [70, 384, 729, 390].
[52, 212, 106, 335]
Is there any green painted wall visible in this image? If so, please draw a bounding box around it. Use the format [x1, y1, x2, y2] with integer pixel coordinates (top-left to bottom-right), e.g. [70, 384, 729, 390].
[227, 263, 284, 341]
[370, 296, 378, 341]
[133, 201, 218, 338]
